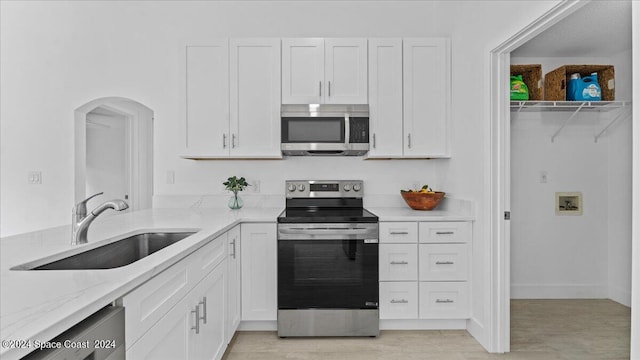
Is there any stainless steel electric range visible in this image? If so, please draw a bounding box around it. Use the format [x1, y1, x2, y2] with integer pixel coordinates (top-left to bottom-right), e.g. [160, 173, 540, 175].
[277, 180, 379, 337]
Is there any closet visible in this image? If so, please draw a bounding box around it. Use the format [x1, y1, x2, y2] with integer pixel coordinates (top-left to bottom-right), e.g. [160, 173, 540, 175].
[508, 0, 632, 334]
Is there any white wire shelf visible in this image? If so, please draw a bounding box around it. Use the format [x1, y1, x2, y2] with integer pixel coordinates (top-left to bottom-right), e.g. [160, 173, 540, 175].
[509, 101, 632, 142]
[510, 100, 630, 113]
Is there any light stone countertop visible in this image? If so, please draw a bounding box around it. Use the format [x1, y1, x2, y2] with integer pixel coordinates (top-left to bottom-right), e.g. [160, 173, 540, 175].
[0, 205, 472, 360]
[0, 207, 282, 360]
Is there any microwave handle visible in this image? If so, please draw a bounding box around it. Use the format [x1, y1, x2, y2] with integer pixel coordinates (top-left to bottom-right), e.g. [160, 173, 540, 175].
[344, 113, 350, 145]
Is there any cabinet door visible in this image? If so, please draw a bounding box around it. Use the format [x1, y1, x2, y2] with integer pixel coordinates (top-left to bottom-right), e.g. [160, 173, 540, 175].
[185, 42, 229, 157]
[379, 222, 418, 244]
[403, 38, 450, 158]
[241, 223, 277, 321]
[195, 262, 227, 360]
[324, 38, 368, 104]
[419, 282, 469, 319]
[379, 281, 419, 319]
[126, 291, 196, 360]
[418, 243, 468, 281]
[230, 38, 282, 158]
[226, 225, 241, 343]
[379, 244, 418, 281]
[368, 38, 403, 157]
[282, 38, 324, 104]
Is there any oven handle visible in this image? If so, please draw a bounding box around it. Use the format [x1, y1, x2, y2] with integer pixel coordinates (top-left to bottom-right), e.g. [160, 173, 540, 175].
[279, 227, 375, 236]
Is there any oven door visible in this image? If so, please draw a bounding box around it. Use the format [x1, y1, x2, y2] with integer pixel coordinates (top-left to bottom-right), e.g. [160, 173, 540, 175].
[277, 223, 379, 310]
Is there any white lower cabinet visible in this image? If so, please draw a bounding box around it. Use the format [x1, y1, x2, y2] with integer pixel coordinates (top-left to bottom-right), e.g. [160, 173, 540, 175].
[241, 223, 277, 321]
[379, 221, 471, 323]
[123, 231, 236, 360]
[379, 282, 418, 319]
[419, 282, 469, 319]
[418, 243, 468, 281]
[127, 260, 227, 360]
[379, 244, 418, 281]
[226, 225, 241, 343]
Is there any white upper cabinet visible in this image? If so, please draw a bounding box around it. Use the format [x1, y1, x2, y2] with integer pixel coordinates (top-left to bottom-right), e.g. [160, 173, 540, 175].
[230, 38, 281, 157]
[367, 38, 404, 158]
[403, 38, 451, 158]
[186, 41, 229, 157]
[184, 39, 281, 159]
[282, 38, 367, 104]
[282, 38, 324, 104]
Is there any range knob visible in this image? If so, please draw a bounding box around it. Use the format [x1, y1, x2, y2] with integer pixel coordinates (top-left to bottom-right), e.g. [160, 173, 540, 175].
[287, 184, 296, 192]
[353, 184, 362, 192]
[343, 184, 352, 191]
[297, 184, 306, 192]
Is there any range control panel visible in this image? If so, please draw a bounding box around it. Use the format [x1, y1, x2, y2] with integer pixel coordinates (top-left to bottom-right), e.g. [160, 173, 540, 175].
[285, 180, 363, 199]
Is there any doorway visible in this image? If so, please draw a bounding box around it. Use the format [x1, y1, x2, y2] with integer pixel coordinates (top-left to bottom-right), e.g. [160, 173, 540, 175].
[74, 97, 153, 212]
[489, 0, 635, 355]
[86, 106, 131, 212]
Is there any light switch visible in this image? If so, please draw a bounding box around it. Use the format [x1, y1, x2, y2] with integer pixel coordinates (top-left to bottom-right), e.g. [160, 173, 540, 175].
[28, 171, 42, 184]
[166, 170, 175, 184]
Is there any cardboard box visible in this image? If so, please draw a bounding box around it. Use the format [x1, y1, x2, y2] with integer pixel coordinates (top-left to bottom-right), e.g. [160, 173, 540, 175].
[544, 65, 615, 101]
[510, 64, 543, 101]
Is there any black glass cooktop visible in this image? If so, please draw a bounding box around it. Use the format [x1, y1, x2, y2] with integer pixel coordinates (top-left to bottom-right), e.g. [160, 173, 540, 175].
[277, 208, 379, 223]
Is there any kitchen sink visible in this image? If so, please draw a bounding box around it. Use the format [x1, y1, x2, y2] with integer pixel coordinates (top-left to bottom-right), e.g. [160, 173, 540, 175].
[12, 231, 197, 270]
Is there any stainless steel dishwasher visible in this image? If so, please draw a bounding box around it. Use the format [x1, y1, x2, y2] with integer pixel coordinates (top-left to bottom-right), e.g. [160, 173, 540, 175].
[23, 306, 125, 360]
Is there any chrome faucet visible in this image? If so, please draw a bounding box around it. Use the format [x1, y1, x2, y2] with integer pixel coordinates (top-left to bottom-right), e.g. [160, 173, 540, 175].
[72, 192, 129, 245]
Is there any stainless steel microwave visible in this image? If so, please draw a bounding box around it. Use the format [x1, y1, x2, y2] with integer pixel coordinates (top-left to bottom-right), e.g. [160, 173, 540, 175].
[281, 104, 370, 156]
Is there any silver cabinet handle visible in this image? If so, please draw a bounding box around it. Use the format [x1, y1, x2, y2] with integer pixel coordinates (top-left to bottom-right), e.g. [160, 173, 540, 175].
[436, 299, 454, 304]
[390, 261, 409, 265]
[390, 299, 409, 304]
[407, 133, 412, 149]
[232, 134, 236, 148]
[390, 231, 409, 235]
[230, 239, 236, 259]
[436, 231, 455, 235]
[222, 133, 227, 148]
[199, 297, 207, 324]
[436, 261, 454, 265]
[191, 305, 200, 334]
[373, 133, 376, 148]
[328, 81, 331, 97]
[319, 81, 322, 97]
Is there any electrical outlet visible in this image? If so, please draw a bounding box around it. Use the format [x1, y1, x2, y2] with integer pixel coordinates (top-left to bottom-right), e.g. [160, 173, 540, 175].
[166, 170, 175, 184]
[28, 171, 42, 184]
[252, 180, 261, 193]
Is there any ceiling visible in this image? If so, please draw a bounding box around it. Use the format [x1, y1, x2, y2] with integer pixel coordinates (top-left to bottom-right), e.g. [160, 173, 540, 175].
[512, 0, 632, 58]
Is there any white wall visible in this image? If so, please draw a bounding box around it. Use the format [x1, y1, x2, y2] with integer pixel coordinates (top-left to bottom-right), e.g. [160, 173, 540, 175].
[607, 49, 633, 306]
[510, 54, 633, 302]
[85, 112, 129, 211]
[0, 0, 563, 350]
[630, 2, 639, 358]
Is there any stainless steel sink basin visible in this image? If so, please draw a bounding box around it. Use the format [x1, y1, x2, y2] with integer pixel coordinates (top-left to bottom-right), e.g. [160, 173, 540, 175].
[14, 232, 196, 270]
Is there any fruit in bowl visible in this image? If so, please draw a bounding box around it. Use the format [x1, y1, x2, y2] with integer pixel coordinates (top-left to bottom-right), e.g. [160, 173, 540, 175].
[400, 185, 445, 211]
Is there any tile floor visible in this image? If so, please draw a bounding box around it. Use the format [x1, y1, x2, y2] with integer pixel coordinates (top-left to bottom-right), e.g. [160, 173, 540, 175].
[222, 299, 631, 360]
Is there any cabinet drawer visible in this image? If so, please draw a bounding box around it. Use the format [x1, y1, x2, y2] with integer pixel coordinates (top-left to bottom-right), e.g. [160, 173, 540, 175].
[379, 282, 418, 319]
[419, 222, 470, 243]
[418, 244, 468, 281]
[380, 222, 418, 243]
[419, 282, 469, 319]
[123, 234, 227, 349]
[379, 244, 418, 281]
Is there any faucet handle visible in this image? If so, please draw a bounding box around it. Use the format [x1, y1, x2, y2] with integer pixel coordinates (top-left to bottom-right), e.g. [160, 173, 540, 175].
[74, 192, 104, 218]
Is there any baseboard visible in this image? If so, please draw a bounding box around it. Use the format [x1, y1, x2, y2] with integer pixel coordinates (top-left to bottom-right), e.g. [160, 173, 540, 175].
[608, 286, 632, 307]
[510, 283, 607, 299]
[238, 320, 277, 331]
[379, 319, 466, 330]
